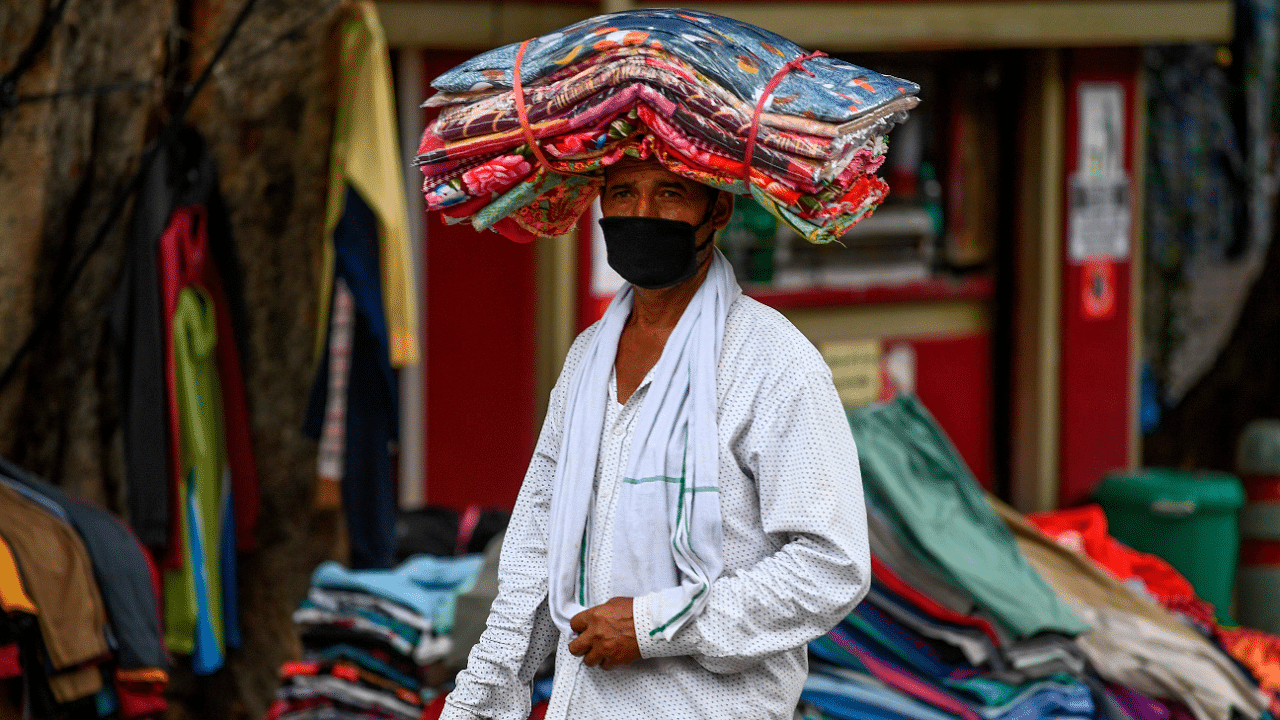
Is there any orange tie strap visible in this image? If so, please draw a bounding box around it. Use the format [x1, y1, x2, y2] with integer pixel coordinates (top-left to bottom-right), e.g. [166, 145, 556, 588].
[513, 39, 594, 181]
[742, 51, 827, 185]
[513, 39, 559, 175]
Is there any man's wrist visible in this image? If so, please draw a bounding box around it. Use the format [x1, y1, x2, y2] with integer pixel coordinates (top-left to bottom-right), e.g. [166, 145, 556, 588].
[632, 594, 702, 659]
[438, 698, 488, 720]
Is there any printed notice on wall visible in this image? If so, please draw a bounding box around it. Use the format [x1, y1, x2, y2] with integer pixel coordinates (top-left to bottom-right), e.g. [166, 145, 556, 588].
[820, 339, 882, 407]
[1069, 82, 1131, 263]
[1069, 173, 1130, 262]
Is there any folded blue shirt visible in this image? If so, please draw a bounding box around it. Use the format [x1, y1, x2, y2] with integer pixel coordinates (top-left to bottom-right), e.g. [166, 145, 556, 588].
[804, 671, 963, 720]
[311, 554, 486, 624]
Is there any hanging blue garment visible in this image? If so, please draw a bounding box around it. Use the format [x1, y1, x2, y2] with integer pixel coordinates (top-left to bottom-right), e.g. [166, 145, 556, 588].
[186, 473, 222, 675]
[304, 187, 399, 570]
[219, 477, 241, 649]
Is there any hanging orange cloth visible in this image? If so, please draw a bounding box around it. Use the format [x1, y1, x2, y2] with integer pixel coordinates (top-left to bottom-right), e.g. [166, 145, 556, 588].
[0, 535, 35, 615]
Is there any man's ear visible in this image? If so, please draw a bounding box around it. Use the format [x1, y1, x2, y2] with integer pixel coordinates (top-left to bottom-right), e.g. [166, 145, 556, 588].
[710, 191, 735, 231]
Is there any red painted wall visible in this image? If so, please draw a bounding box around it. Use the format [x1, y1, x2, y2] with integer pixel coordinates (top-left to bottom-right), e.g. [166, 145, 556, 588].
[1057, 48, 1137, 506]
[910, 332, 994, 489]
[421, 52, 538, 511]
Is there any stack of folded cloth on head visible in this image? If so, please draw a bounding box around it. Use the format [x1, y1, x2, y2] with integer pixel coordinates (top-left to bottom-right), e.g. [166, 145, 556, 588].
[415, 8, 919, 245]
[267, 555, 485, 720]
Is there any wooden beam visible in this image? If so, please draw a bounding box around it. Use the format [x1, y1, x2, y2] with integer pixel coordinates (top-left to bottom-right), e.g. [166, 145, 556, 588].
[646, 0, 1232, 51]
[377, 2, 597, 49]
[535, 230, 578, 429]
[1010, 49, 1065, 514]
[395, 47, 428, 509]
[376, 0, 1232, 51]
[781, 299, 990, 345]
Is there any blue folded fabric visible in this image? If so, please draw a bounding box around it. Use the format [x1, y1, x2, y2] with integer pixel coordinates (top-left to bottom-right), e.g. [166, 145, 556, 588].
[863, 586, 996, 668]
[532, 675, 555, 704]
[431, 8, 918, 125]
[803, 673, 962, 720]
[297, 598, 422, 646]
[851, 602, 966, 678]
[811, 634, 872, 673]
[311, 554, 486, 622]
[986, 682, 1093, 720]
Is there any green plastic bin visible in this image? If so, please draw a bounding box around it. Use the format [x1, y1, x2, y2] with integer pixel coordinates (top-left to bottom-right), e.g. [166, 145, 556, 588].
[1094, 469, 1245, 614]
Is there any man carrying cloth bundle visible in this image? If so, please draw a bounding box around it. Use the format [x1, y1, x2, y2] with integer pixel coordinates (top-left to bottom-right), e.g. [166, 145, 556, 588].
[423, 9, 918, 719]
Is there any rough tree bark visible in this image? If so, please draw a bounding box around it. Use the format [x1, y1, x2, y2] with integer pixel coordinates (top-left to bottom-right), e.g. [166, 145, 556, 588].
[0, 1, 345, 718]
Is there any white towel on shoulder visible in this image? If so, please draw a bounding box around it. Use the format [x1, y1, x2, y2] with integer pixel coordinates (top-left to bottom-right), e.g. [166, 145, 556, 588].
[548, 248, 740, 641]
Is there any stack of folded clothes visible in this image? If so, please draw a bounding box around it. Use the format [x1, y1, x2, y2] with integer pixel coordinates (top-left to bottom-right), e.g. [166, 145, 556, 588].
[798, 395, 1273, 720]
[267, 555, 485, 720]
[415, 8, 919, 245]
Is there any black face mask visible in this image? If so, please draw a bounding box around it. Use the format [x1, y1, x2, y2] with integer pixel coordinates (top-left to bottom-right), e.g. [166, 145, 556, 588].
[599, 196, 718, 290]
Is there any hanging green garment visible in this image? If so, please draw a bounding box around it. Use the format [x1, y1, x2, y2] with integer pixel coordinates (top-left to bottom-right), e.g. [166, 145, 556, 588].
[847, 395, 1088, 639]
[163, 286, 227, 671]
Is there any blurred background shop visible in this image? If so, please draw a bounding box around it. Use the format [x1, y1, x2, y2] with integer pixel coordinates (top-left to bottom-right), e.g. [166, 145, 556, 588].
[1, 0, 1278, 718]
[382, 0, 1264, 512]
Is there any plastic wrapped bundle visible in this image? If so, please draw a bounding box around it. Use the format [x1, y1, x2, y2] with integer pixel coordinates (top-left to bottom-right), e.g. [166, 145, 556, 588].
[416, 8, 919, 244]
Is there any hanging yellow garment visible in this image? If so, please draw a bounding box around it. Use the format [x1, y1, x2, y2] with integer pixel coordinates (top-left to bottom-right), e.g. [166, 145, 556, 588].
[315, 1, 419, 368]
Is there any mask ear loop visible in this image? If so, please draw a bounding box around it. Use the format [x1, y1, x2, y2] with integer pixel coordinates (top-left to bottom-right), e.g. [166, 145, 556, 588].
[693, 190, 721, 252]
[742, 51, 827, 188]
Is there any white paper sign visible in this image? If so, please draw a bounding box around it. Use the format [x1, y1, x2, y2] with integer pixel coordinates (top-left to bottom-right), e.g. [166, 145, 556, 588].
[1069, 173, 1130, 262]
[1070, 83, 1131, 263]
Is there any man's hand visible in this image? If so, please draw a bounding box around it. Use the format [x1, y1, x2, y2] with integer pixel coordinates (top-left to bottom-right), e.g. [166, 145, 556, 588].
[568, 596, 642, 670]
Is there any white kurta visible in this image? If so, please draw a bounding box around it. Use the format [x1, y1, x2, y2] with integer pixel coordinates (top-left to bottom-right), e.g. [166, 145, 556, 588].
[441, 295, 870, 720]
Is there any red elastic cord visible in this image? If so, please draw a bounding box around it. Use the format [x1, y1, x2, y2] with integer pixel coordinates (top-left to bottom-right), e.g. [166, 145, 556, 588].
[513, 39, 558, 175]
[456, 504, 482, 556]
[742, 51, 827, 185]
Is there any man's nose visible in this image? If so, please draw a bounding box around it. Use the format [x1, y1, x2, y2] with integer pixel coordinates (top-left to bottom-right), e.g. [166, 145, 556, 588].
[633, 192, 660, 218]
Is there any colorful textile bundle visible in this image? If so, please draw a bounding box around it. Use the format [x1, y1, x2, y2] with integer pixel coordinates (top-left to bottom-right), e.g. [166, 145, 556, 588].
[1029, 505, 1280, 716]
[267, 555, 486, 720]
[802, 393, 1272, 720]
[415, 8, 918, 244]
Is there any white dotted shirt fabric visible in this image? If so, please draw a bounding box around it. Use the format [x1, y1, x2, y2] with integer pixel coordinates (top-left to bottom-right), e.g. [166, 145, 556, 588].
[440, 295, 870, 720]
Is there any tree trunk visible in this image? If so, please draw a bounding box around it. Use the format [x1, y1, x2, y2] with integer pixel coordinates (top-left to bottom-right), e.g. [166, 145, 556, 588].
[0, 1, 345, 717]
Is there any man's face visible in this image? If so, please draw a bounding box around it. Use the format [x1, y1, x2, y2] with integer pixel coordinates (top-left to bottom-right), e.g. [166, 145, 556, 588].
[600, 159, 733, 245]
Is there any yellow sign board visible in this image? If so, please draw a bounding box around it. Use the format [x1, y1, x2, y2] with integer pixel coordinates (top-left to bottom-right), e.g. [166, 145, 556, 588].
[820, 339, 882, 408]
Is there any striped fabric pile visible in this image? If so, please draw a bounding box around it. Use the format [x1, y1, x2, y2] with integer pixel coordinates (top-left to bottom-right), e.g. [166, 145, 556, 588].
[267, 555, 485, 720]
[415, 8, 918, 244]
[798, 394, 1277, 720]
